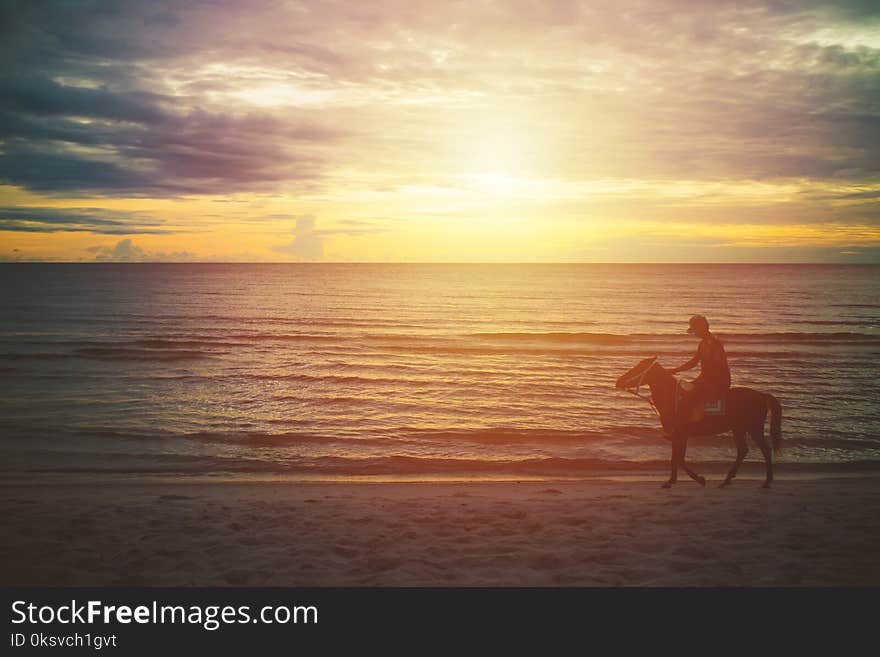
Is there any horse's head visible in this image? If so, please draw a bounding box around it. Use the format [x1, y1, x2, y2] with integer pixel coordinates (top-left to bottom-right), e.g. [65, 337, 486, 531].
[615, 355, 662, 389]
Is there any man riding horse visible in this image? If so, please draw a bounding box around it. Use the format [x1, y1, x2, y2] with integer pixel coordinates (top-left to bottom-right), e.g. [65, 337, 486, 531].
[615, 316, 782, 488]
[671, 315, 730, 429]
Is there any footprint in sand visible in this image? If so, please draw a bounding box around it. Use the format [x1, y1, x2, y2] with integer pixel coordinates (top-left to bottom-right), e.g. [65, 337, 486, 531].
[333, 546, 359, 558]
[224, 569, 254, 585]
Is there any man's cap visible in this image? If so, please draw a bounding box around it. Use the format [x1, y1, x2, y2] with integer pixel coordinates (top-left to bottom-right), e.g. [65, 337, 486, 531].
[687, 314, 709, 334]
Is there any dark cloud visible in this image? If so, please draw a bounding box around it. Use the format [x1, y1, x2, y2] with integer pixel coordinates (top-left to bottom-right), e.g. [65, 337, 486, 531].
[0, 103, 338, 196]
[0, 206, 168, 234]
[831, 190, 880, 200]
[0, 74, 166, 123]
[0, 2, 346, 196]
[0, 145, 155, 197]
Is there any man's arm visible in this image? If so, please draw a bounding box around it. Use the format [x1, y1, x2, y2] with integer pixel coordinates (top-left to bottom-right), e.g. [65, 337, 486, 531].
[671, 351, 700, 374]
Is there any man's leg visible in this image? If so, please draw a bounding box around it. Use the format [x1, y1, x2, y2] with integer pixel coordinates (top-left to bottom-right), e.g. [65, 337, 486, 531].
[678, 380, 708, 428]
[676, 391, 694, 431]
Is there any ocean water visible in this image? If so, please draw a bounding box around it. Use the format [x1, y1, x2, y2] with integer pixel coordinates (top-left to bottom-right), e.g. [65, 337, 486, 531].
[1, 263, 878, 479]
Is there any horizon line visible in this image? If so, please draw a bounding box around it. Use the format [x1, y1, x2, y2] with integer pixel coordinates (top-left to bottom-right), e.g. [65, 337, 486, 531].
[2, 261, 878, 266]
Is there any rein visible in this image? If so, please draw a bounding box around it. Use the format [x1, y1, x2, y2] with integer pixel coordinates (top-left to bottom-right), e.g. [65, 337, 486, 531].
[622, 364, 661, 417]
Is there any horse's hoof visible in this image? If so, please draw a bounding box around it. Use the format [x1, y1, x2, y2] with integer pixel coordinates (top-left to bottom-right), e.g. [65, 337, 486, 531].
[762, 482, 771, 489]
[697, 476, 706, 487]
[661, 481, 673, 489]
[718, 480, 730, 488]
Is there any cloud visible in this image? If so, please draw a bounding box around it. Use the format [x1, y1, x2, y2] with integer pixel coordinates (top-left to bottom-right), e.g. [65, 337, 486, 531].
[273, 216, 325, 260]
[88, 238, 146, 261]
[0, 92, 342, 196]
[272, 214, 391, 260]
[0, 206, 168, 233]
[87, 238, 195, 262]
[1, 74, 165, 124]
[314, 220, 388, 237]
[3, 1, 879, 195]
[0, 3, 348, 196]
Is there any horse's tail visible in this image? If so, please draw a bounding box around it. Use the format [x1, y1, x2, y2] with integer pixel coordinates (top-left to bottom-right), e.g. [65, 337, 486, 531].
[765, 393, 782, 454]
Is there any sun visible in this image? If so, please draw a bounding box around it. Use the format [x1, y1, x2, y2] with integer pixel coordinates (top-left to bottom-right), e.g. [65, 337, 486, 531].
[467, 172, 519, 195]
[444, 109, 548, 199]
[462, 124, 531, 175]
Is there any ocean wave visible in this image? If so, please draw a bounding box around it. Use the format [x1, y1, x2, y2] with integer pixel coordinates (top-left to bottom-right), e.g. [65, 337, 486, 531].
[182, 431, 377, 448]
[786, 436, 880, 450]
[16, 453, 880, 476]
[372, 344, 870, 359]
[28, 331, 880, 362]
[227, 333, 339, 342]
[389, 426, 662, 444]
[791, 319, 878, 327]
[6, 454, 673, 475]
[467, 332, 633, 344]
[293, 455, 671, 475]
[373, 344, 638, 357]
[164, 426, 667, 449]
[465, 331, 880, 346]
[603, 331, 880, 345]
[715, 331, 880, 344]
[74, 347, 214, 361]
[58, 424, 880, 454]
[130, 338, 248, 349]
[0, 352, 71, 360]
[47, 338, 247, 350]
[242, 372, 409, 385]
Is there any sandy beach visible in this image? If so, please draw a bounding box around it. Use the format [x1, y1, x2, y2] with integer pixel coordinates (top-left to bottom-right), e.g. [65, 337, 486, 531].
[2, 473, 878, 587]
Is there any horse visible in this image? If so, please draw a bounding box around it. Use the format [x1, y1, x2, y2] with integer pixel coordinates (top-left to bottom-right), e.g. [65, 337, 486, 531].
[615, 356, 783, 489]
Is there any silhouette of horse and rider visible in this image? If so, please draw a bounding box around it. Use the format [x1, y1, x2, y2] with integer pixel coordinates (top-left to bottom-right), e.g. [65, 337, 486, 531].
[616, 315, 782, 488]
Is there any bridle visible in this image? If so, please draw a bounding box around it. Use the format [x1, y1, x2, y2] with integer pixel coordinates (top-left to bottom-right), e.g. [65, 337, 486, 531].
[621, 360, 661, 417]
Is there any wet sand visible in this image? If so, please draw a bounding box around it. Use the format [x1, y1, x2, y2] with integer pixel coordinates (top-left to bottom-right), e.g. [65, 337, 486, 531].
[2, 475, 878, 586]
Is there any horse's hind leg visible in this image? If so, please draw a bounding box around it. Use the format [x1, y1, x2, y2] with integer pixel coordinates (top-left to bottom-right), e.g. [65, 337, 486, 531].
[680, 438, 706, 487]
[752, 424, 773, 488]
[720, 429, 748, 488]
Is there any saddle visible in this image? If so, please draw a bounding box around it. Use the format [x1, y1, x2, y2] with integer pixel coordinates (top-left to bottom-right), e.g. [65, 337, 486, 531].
[675, 378, 725, 423]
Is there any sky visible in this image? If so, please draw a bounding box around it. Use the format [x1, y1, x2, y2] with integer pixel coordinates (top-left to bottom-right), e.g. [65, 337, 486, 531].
[1, 0, 879, 263]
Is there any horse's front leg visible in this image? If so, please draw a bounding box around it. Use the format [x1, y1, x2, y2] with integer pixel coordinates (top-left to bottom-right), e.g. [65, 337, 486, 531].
[662, 435, 682, 488]
[677, 435, 705, 486]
